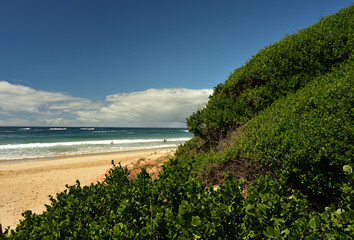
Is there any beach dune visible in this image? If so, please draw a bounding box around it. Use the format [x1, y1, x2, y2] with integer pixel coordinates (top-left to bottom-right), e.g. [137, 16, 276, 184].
[0, 148, 175, 230]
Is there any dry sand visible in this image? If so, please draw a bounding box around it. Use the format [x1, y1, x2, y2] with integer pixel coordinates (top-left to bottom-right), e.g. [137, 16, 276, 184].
[0, 148, 175, 230]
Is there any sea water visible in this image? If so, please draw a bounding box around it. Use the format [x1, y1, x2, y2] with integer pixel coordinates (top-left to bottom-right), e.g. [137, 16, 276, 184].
[0, 127, 192, 162]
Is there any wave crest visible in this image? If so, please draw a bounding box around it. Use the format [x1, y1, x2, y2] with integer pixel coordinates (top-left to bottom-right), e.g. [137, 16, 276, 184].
[0, 138, 191, 149]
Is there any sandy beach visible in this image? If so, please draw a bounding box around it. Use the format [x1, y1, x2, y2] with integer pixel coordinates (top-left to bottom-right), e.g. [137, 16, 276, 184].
[0, 147, 175, 230]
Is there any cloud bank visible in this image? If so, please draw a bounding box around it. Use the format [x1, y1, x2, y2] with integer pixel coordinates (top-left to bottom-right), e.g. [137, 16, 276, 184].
[0, 81, 101, 114]
[0, 81, 212, 127]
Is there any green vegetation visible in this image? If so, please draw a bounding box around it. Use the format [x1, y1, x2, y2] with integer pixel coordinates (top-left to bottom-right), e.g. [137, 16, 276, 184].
[3, 4, 353, 239]
[3, 162, 353, 239]
[181, 59, 353, 207]
[187, 4, 352, 143]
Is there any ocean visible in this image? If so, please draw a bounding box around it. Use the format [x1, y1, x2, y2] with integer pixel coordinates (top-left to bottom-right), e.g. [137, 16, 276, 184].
[0, 127, 192, 162]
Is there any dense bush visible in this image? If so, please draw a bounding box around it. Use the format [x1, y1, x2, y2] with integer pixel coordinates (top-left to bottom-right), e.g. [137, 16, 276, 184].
[187, 5, 353, 145]
[182, 59, 354, 207]
[244, 59, 353, 203]
[4, 162, 353, 239]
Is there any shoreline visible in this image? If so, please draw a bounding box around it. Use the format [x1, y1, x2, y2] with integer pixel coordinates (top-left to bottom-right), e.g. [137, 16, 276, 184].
[0, 147, 176, 230]
[0, 146, 177, 164]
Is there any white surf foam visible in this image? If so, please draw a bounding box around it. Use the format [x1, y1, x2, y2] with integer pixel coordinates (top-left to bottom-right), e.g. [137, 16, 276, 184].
[0, 138, 192, 149]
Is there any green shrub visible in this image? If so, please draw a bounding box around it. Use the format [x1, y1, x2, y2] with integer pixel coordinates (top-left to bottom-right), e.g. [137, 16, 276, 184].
[187, 4, 353, 146]
[191, 59, 353, 206]
[246, 59, 353, 203]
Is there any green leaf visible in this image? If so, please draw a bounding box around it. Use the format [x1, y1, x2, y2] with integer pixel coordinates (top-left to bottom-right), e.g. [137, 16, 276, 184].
[266, 226, 274, 236]
[273, 228, 280, 237]
[281, 229, 290, 237]
[309, 216, 320, 229]
[343, 165, 353, 174]
[191, 216, 202, 227]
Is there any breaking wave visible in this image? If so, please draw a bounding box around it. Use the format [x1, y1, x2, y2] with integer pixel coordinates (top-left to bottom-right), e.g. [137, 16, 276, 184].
[0, 138, 191, 149]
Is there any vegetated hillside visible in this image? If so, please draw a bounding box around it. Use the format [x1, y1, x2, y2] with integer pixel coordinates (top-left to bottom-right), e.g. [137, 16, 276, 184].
[187, 4, 352, 145]
[3, 5, 353, 239]
[183, 4, 353, 205]
[183, 58, 353, 207]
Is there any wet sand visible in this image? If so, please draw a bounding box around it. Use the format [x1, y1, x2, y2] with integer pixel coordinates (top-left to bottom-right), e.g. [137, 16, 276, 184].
[0, 147, 175, 230]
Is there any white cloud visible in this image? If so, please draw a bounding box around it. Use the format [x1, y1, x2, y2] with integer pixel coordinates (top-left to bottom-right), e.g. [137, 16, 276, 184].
[0, 81, 101, 115]
[41, 118, 75, 125]
[76, 88, 212, 126]
[0, 81, 212, 127]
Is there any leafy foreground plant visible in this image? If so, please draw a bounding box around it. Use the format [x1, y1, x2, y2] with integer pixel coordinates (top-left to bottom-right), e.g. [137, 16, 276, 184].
[3, 161, 353, 239]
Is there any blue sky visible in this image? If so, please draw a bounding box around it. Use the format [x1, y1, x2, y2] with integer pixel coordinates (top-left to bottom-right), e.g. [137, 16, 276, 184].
[0, 0, 352, 127]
